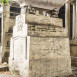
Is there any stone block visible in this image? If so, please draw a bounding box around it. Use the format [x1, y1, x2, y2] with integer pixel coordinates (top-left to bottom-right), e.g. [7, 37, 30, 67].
[28, 24, 66, 37]
[26, 14, 63, 27]
[30, 37, 70, 60]
[9, 36, 72, 77]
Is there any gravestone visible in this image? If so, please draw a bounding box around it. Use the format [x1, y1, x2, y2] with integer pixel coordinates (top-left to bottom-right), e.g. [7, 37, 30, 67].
[9, 0, 72, 77]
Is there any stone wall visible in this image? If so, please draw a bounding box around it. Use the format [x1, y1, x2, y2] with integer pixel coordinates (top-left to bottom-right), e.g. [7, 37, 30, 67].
[1, 2, 21, 62]
[29, 37, 71, 77]
[2, 4, 15, 62]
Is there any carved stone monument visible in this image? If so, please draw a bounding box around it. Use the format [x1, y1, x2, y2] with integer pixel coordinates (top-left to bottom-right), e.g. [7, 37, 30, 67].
[9, 0, 72, 77]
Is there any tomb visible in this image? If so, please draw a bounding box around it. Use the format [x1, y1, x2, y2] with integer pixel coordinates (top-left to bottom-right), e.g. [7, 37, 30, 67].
[9, 0, 72, 77]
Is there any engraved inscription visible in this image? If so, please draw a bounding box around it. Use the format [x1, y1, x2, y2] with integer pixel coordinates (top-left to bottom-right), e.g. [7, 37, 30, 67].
[30, 37, 70, 60]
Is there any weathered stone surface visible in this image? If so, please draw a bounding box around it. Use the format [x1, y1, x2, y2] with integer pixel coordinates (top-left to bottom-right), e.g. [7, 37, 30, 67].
[30, 37, 70, 60]
[13, 14, 27, 37]
[29, 58, 71, 77]
[12, 0, 66, 11]
[13, 14, 65, 37]
[29, 37, 71, 77]
[2, 4, 15, 62]
[9, 12, 71, 77]
[9, 36, 72, 77]
[28, 24, 66, 37]
[26, 14, 63, 27]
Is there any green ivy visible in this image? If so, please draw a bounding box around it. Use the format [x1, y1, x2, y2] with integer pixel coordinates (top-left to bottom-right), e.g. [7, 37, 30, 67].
[1, 0, 8, 4]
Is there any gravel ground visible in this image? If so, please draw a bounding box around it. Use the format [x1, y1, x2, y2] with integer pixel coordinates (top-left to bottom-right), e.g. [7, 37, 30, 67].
[0, 74, 11, 77]
[0, 74, 22, 77]
[0, 72, 21, 77]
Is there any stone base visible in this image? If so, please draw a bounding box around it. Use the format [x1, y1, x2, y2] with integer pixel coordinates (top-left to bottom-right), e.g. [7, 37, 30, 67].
[9, 37, 72, 77]
[9, 58, 71, 77]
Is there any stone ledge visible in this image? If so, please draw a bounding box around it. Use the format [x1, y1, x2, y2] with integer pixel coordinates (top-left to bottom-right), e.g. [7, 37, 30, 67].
[28, 24, 66, 37]
[26, 14, 63, 27]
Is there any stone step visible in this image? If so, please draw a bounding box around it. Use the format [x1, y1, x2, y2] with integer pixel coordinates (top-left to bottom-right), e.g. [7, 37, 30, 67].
[0, 63, 9, 72]
[0, 67, 9, 71]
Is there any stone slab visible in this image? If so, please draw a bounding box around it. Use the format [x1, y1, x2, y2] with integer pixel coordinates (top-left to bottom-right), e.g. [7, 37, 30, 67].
[30, 37, 70, 60]
[28, 24, 66, 37]
[26, 14, 63, 27]
[12, 0, 66, 11]
[9, 37, 27, 61]
[29, 37, 71, 77]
